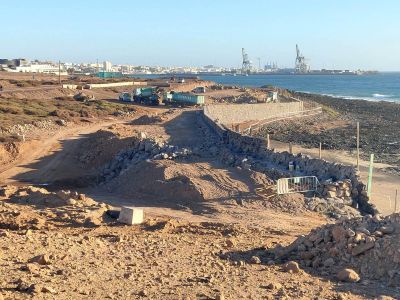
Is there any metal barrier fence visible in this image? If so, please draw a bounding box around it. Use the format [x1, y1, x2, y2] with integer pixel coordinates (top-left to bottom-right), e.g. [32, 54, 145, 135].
[238, 98, 322, 135]
[241, 106, 322, 135]
[277, 176, 320, 195]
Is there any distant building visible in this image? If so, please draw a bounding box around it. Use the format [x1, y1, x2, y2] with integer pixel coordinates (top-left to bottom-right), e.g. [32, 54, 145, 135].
[3, 62, 67, 75]
[15, 64, 64, 75]
[103, 61, 112, 72]
[0, 58, 28, 67]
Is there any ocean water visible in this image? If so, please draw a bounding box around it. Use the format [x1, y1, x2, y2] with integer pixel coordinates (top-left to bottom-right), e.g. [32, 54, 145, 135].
[132, 73, 400, 103]
[198, 73, 400, 103]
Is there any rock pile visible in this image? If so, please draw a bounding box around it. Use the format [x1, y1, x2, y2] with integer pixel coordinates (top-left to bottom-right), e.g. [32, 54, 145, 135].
[73, 92, 95, 102]
[271, 213, 400, 284]
[202, 111, 378, 215]
[320, 179, 354, 201]
[212, 91, 263, 104]
[100, 134, 193, 183]
[0, 185, 111, 229]
[305, 197, 361, 219]
[1, 120, 57, 136]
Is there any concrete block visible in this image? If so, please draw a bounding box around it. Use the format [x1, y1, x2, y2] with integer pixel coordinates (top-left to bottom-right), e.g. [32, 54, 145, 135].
[118, 207, 144, 225]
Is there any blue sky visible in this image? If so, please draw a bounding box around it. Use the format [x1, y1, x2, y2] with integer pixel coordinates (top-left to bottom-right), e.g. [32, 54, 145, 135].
[2, 0, 400, 70]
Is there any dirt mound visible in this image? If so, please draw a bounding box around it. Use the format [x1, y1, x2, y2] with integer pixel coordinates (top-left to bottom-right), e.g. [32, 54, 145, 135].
[130, 109, 176, 125]
[73, 92, 95, 102]
[261, 193, 307, 213]
[212, 90, 269, 104]
[0, 185, 112, 229]
[104, 160, 205, 210]
[98, 135, 193, 183]
[270, 213, 400, 284]
[131, 114, 164, 125]
[76, 130, 138, 168]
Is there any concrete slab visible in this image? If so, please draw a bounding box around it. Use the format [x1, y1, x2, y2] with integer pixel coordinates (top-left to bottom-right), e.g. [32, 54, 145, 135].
[117, 207, 144, 225]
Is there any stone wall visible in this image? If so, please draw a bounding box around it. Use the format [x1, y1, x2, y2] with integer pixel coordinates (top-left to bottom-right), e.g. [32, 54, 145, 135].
[84, 82, 147, 89]
[202, 108, 377, 215]
[204, 102, 304, 124]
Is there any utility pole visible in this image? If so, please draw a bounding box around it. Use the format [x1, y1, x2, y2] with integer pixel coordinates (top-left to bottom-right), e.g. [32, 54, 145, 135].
[356, 122, 360, 170]
[58, 60, 61, 85]
[367, 154, 374, 197]
[319, 142, 322, 159]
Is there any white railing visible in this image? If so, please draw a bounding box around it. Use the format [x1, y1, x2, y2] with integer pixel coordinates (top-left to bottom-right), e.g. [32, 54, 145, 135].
[277, 176, 320, 195]
[241, 105, 322, 135]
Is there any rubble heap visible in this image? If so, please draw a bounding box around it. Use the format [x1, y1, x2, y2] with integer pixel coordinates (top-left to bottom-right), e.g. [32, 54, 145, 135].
[305, 197, 361, 219]
[0, 185, 111, 229]
[320, 179, 353, 201]
[100, 134, 193, 183]
[271, 213, 400, 284]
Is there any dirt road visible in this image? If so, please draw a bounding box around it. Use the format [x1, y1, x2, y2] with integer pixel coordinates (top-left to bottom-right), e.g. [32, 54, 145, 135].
[0, 85, 59, 94]
[0, 118, 131, 186]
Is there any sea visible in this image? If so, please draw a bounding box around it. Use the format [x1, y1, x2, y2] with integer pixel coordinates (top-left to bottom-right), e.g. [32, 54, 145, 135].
[135, 72, 400, 103]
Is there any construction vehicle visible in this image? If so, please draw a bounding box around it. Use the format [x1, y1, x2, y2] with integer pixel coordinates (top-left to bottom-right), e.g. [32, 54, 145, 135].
[163, 91, 205, 106]
[133, 87, 160, 106]
[192, 86, 206, 93]
[119, 92, 133, 102]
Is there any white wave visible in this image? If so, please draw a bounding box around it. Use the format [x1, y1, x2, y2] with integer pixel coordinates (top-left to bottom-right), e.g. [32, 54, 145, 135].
[300, 91, 400, 103]
[372, 93, 392, 98]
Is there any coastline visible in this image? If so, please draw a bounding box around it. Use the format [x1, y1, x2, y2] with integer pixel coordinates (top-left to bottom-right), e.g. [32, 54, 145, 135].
[197, 73, 400, 104]
[296, 90, 400, 104]
[254, 90, 400, 169]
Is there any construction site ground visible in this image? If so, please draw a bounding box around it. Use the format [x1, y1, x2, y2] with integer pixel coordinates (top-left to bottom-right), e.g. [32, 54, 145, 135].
[0, 76, 398, 299]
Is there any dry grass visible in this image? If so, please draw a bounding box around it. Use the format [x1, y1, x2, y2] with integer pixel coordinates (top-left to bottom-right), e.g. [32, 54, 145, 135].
[0, 97, 135, 131]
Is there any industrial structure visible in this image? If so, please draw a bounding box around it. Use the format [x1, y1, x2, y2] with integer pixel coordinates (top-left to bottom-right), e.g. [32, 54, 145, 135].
[241, 48, 252, 74]
[295, 44, 310, 74]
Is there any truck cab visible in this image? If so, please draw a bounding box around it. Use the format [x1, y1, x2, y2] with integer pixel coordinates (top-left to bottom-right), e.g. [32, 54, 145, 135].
[119, 92, 132, 102]
[192, 86, 206, 93]
[133, 87, 161, 106]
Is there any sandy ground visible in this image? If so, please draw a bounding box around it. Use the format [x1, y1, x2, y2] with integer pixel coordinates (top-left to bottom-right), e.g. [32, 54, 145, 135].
[0, 75, 398, 299]
[0, 107, 398, 299]
[0, 106, 348, 300]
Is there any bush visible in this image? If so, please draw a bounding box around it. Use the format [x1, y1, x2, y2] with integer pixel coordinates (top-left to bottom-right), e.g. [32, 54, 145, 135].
[23, 109, 38, 116]
[55, 96, 74, 101]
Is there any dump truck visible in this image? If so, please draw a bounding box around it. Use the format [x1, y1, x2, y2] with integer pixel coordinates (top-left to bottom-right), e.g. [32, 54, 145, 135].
[163, 92, 205, 106]
[192, 86, 206, 93]
[133, 87, 160, 105]
[119, 92, 133, 102]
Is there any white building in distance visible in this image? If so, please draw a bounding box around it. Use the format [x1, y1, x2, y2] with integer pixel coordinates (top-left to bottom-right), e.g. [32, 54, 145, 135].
[103, 61, 112, 72]
[11, 63, 67, 75]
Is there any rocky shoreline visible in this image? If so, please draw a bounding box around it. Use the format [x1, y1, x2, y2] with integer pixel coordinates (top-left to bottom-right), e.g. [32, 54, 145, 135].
[255, 91, 400, 168]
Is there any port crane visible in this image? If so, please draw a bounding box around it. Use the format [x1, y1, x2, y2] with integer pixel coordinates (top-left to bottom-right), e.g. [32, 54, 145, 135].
[295, 44, 310, 73]
[241, 48, 252, 74]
